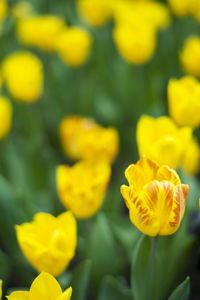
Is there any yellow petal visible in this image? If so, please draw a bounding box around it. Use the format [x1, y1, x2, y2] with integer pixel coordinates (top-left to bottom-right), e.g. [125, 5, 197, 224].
[57, 287, 72, 300]
[124, 157, 159, 193]
[6, 291, 29, 300]
[29, 272, 62, 300]
[156, 165, 181, 186]
[160, 184, 189, 235]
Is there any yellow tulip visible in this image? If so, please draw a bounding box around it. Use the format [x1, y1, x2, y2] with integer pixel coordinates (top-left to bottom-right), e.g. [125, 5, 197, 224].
[180, 36, 200, 77]
[77, 0, 112, 27]
[0, 280, 2, 300]
[0, 96, 12, 140]
[181, 136, 199, 175]
[0, 0, 7, 22]
[121, 157, 189, 236]
[16, 15, 65, 51]
[56, 27, 92, 67]
[16, 211, 77, 277]
[113, 20, 156, 65]
[136, 115, 192, 169]
[167, 0, 191, 17]
[190, 0, 200, 22]
[168, 76, 200, 127]
[2, 51, 43, 102]
[114, 1, 170, 30]
[57, 160, 111, 219]
[60, 115, 119, 163]
[7, 272, 72, 300]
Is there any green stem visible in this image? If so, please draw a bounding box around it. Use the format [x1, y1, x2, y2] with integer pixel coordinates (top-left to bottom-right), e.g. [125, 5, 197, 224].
[145, 236, 158, 300]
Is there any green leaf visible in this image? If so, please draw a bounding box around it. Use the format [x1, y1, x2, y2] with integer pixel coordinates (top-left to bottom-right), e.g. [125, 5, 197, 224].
[168, 277, 190, 300]
[97, 276, 132, 300]
[88, 213, 122, 289]
[70, 260, 91, 300]
[131, 235, 164, 300]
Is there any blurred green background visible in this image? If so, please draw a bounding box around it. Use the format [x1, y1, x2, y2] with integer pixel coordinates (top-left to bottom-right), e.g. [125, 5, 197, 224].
[0, 0, 200, 299]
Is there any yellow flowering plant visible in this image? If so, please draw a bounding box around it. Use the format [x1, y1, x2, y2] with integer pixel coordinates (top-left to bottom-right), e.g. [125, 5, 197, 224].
[121, 157, 189, 236]
[180, 36, 200, 77]
[60, 115, 119, 163]
[168, 75, 200, 127]
[113, 20, 156, 65]
[181, 135, 200, 175]
[16, 15, 65, 51]
[0, 96, 12, 140]
[2, 51, 43, 102]
[16, 211, 77, 277]
[57, 160, 111, 218]
[56, 27, 92, 67]
[136, 115, 192, 169]
[77, 0, 113, 27]
[6, 272, 72, 300]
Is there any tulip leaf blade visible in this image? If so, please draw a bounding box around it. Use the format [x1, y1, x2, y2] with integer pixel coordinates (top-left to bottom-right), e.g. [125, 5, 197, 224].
[97, 275, 132, 300]
[131, 235, 164, 300]
[70, 259, 91, 300]
[168, 277, 190, 300]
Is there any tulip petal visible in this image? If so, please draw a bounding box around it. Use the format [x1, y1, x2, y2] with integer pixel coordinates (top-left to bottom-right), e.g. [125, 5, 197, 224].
[6, 291, 29, 300]
[125, 157, 159, 193]
[29, 272, 62, 300]
[156, 165, 181, 185]
[160, 184, 189, 235]
[57, 287, 72, 300]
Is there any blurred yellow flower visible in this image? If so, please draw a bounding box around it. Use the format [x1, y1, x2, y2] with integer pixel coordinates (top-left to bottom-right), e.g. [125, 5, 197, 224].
[16, 211, 77, 277]
[12, 1, 33, 19]
[16, 15, 65, 51]
[60, 115, 119, 163]
[7, 272, 72, 300]
[0, 280, 2, 300]
[168, 75, 200, 127]
[77, 0, 112, 27]
[121, 157, 189, 236]
[114, 1, 170, 30]
[113, 20, 156, 65]
[0, 96, 12, 140]
[168, 0, 191, 17]
[2, 51, 43, 102]
[57, 160, 111, 218]
[181, 135, 199, 175]
[190, 0, 200, 22]
[56, 27, 92, 67]
[180, 36, 200, 77]
[136, 115, 192, 170]
[0, 0, 7, 22]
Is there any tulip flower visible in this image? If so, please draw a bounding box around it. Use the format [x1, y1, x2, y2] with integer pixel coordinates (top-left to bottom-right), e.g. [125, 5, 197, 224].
[121, 157, 189, 236]
[56, 27, 92, 67]
[136, 115, 192, 169]
[180, 36, 200, 77]
[77, 0, 112, 27]
[2, 51, 43, 102]
[114, 1, 170, 31]
[113, 20, 156, 65]
[0, 280, 2, 300]
[168, 75, 200, 127]
[0, 0, 7, 22]
[60, 115, 119, 163]
[16, 15, 65, 51]
[7, 272, 72, 300]
[57, 160, 111, 218]
[0, 96, 12, 140]
[181, 135, 199, 175]
[167, 0, 191, 17]
[16, 211, 77, 277]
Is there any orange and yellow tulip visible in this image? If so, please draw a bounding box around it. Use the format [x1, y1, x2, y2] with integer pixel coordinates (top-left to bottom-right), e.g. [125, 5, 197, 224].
[121, 157, 189, 236]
